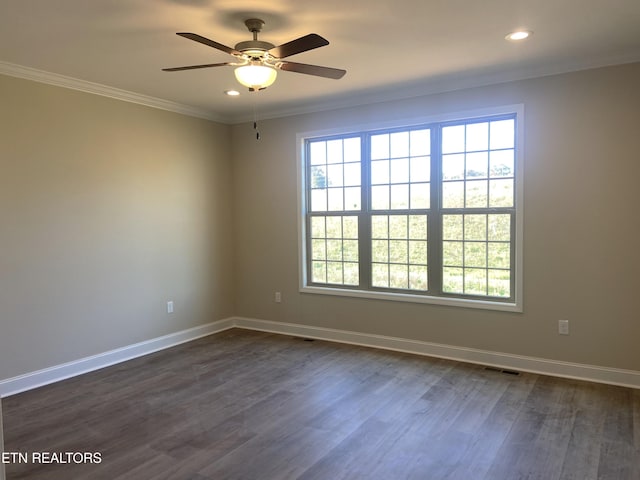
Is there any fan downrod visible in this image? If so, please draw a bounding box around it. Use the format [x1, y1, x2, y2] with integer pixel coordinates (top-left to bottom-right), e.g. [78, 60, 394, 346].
[236, 18, 274, 53]
[244, 18, 265, 35]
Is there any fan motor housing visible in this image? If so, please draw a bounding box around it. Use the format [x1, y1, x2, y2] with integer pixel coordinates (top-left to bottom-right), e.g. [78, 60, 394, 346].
[235, 40, 275, 54]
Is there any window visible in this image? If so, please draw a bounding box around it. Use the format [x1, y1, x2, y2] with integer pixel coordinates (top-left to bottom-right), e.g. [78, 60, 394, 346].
[298, 106, 523, 311]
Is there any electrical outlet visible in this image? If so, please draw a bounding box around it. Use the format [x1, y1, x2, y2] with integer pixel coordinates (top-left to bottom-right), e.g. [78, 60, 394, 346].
[167, 301, 174, 314]
[558, 319, 569, 335]
[274, 292, 282, 303]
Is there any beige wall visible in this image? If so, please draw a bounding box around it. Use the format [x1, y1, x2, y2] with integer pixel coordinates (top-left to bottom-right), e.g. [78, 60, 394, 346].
[0, 399, 4, 480]
[232, 62, 640, 371]
[0, 74, 234, 380]
[1, 62, 638, 384]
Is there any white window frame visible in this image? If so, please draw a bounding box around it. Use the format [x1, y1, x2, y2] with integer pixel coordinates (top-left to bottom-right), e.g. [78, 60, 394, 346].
[297, 105, 524, 312]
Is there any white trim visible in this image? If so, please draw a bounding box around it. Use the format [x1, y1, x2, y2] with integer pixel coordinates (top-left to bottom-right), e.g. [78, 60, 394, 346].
[297, 105, 524, 313]
[299, 286, 521, 312]
[226, 54, 640, 124]
[0, 61, 225, 123]
[2, 316, 638, 398]
[233, 317, 640, 390]
[514, 106, 525, 310]
[4, 56, 639, 126]
[296, 131, 310, 292]
[0, 319, 234, 398]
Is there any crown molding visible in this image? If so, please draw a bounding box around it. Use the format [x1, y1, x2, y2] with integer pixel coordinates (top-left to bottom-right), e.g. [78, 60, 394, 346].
[0, 61, 226, 123]
[3, 54, 639, 126]
[225, 53, 640, 124]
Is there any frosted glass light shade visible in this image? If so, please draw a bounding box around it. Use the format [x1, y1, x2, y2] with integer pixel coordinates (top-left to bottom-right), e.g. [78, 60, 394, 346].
[234, 65, 277, 89]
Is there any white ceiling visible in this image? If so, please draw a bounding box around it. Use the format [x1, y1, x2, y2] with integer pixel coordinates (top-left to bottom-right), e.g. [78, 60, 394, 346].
[1, 0, 639, 123]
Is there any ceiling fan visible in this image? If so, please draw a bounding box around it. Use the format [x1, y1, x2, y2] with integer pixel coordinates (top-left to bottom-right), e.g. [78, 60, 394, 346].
[162, 18, 346, 91]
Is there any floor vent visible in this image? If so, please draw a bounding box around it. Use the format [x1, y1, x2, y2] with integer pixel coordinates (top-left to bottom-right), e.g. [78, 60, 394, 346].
[484, 366, 520, 376]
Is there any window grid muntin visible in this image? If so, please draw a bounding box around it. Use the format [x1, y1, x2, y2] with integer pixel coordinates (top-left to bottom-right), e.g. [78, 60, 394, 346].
[304, 113, 517, 304]
[441, 212, 513, 298]
[367, 126, 431, 294]
[439, 115, 516, 301]
[369, 128, 431, 212]
[308, 136, 362, 213]
[371, 213, 429, 291]
[308, 214, 360, 287]
[441, 117, 515, 210]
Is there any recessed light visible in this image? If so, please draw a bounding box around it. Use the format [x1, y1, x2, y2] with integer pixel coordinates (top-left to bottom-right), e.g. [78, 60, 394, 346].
[505, 30, 532, 41]
[224, 90, 240, 96]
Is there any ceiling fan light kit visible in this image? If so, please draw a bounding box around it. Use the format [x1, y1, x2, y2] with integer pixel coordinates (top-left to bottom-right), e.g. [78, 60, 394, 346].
[162, 18, 346, 91]
[234, 64, 277, 90]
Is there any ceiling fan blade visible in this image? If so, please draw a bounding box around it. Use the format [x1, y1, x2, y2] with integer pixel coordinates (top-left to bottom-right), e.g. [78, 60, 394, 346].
[176, 33, 241, 56]
[278, 61, 346, 79]
[269, 33, 329, 59]
[162, 62, 231, 72]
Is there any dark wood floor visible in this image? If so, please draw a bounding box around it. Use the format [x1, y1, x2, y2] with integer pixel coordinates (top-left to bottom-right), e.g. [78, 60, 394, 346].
[2, 328, 639, 479]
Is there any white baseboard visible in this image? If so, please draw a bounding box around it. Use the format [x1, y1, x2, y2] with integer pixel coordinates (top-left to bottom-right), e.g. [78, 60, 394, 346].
[233, 317, 640, 389]
[2, 316, 638, 397]
[0, 319, 234, 397]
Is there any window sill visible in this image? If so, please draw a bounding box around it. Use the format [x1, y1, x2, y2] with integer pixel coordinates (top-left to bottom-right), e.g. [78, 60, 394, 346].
[300, 285, 522, 312]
